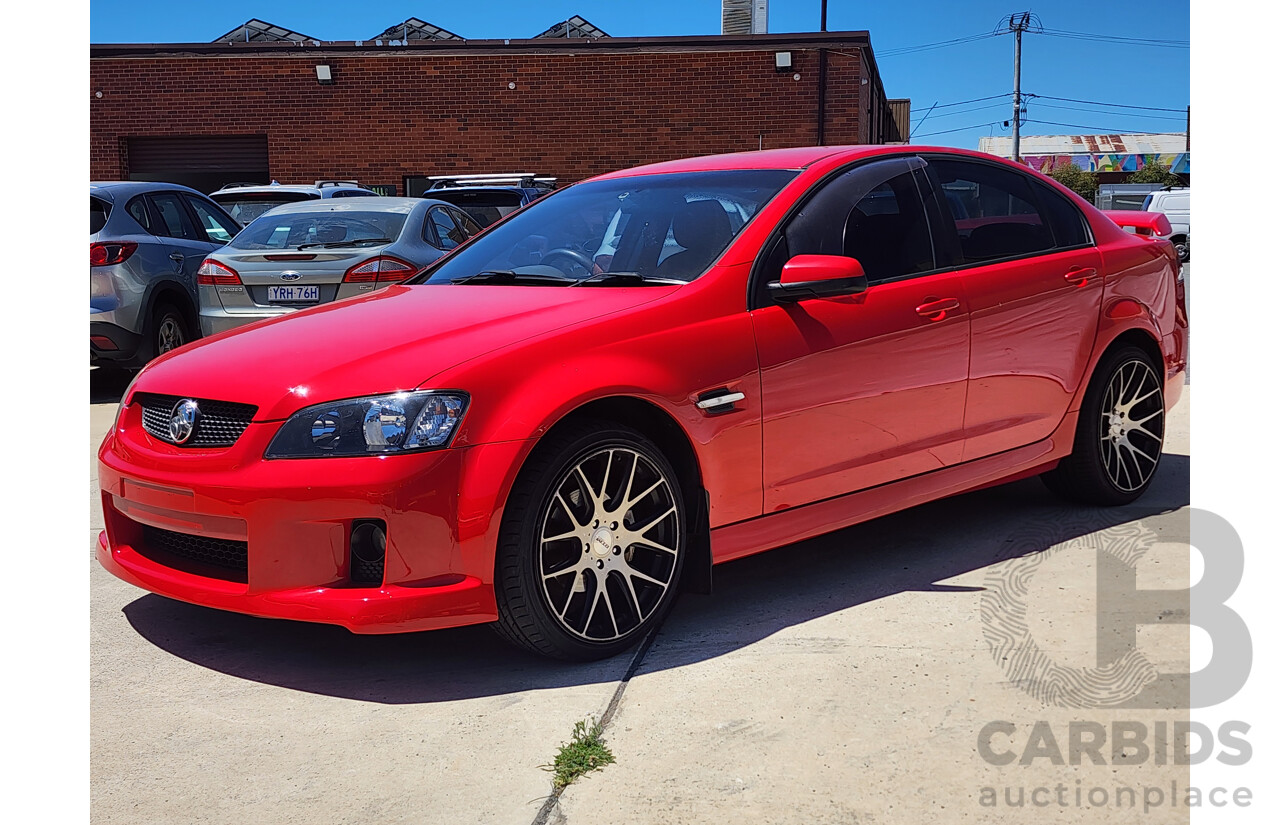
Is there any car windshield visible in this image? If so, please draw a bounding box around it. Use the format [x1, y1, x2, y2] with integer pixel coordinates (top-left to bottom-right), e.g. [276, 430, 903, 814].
[212, 193, 319, 224]
[420, 170, 797, 284]
[228, 211, 409, 250]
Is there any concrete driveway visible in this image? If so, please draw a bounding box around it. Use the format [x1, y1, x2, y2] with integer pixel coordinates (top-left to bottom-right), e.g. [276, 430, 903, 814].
[91, 369, 1190, 824]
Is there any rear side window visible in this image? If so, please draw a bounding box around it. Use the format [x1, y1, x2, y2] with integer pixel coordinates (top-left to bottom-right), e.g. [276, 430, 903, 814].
[932, 159, 1053, 263]
[149, 193, 202, 241]
[126, 196, 154, 233]
[1030, 181, 1090, 249]
[185, 196, 240, 244]
[428, 207, 466, 250]
[90, 196, 110, 234]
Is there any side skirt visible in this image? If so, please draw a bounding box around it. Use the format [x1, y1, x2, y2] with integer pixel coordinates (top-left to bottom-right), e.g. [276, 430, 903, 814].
[710, 411, 1077, 565]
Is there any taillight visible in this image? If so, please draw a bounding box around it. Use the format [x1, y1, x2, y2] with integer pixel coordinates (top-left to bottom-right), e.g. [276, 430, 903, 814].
[344, 256, 418, 285]
[90, 241, 137, 266]
[196, 258, 241, 285]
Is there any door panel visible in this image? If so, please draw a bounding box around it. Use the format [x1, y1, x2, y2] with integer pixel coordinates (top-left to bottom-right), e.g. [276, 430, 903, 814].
[754, 274, 970, 511]
[959, 248, 1103, 459]
[751, 156, 970, 513]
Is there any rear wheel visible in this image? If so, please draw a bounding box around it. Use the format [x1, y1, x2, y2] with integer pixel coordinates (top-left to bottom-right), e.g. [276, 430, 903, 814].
[493, 421, 686, 660]
[1172, 236, 1189, 263]
[1042, 345, 1165, 505]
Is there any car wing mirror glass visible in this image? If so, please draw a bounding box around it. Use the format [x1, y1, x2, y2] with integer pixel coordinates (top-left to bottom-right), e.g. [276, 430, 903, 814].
[769, 254, 868, 302]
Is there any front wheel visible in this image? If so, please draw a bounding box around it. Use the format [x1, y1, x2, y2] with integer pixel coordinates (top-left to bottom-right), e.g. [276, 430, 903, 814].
[493, 421, 686, 660]
[1042, 345, 1165, 505]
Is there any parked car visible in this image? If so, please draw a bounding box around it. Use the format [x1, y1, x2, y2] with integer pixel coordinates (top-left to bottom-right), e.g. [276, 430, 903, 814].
[197, 197, 481, 336]
[97, 146, 1187, 662]
[210, 180, 379, 225]
[1142, 188, 1190, 262]
[90, 181, 242, 369]
[422, 173, 556, 228]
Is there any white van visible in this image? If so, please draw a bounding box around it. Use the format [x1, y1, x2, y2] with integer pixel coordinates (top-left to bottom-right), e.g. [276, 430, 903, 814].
[1142, 188, 1190, 262]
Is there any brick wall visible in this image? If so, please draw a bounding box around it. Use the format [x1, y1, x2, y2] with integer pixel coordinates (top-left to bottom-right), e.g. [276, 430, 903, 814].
[90, 40, 876, 189]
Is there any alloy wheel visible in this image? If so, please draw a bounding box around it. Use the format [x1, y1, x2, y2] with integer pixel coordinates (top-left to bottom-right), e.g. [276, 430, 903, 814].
[1098, 359, 1164, 492]
[157, 315, 184, 354]
[538, 447, 680, 642]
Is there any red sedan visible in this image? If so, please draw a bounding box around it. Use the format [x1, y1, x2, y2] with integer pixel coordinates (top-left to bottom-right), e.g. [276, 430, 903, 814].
[97, 146, 1187, 660]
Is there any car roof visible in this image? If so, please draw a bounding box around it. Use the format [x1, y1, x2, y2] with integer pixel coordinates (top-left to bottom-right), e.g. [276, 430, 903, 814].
[90, 181, 209, 200]
[250, 196, 425, 215]
[213, 182, 373, 196]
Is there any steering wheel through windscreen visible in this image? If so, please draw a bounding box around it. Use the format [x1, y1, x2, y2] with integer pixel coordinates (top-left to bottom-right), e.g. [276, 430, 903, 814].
[540, 247, 595, 277]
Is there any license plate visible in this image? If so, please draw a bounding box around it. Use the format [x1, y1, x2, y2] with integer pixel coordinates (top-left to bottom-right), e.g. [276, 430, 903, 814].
[267, 285, 320, 303]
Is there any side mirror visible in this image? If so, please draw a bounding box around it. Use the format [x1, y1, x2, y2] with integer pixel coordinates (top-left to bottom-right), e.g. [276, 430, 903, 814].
[769, 254, 869, 302]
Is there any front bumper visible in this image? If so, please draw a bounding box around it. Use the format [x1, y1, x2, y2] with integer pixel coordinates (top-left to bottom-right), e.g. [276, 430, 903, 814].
[97, 402, 528, 633]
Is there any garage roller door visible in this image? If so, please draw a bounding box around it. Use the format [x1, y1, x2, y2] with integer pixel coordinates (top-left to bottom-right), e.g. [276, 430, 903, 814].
[126, 135, 268, 194]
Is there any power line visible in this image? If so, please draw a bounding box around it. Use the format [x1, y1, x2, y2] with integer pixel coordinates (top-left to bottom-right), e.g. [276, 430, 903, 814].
[879, 31, 1001, 57]
[914, 101, 1013, 120]
[1035, 28, 1189, 48]
[1030, 101, 1186, 122]
[913, 120, 1007, 138]
[1024, 118, 1186, 134]
[910, 93, 1010, 114]
[1029, 94, 1186, 113]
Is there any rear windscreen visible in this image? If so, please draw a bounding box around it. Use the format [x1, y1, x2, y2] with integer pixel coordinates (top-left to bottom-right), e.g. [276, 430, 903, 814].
[228, 211, 410, 250]
[211, 192, 320, 224]
[90, 196, 110, 234]
[430, 190, 524, 228]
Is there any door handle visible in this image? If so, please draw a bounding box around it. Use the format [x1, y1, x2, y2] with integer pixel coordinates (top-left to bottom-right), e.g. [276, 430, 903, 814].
[915, 297, 960, 321]
[1064, 266, 1097, 286]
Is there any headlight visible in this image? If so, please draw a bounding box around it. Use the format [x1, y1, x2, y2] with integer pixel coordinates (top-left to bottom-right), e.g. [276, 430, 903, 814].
[265, 391, 468, 458]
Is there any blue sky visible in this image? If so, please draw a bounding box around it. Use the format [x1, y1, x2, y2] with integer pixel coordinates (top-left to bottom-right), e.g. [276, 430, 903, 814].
[89, 1, 1190, 150]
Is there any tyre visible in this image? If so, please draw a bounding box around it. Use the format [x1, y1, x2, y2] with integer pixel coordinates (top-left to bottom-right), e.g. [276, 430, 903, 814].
[1173, 237, 1189, 263]
[493, 420, 686, 660]
[1042, 345, 1165, 506]
[147, 303, 191, 362]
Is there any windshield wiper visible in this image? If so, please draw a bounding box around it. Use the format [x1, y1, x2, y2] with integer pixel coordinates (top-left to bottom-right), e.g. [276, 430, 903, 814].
[450, 270, 577, 285]
[297, 237, 393, 250]
[568, 272, 686, 287]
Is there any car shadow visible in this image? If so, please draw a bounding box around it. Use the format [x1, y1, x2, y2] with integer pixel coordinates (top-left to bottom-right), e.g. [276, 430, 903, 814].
[90, 367, 133, 405]
[120, 454, 1189, 704]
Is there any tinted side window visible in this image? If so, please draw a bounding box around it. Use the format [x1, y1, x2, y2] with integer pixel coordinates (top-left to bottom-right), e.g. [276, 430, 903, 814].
[766, 159, 935, 287]
[932, 159, 1052, 263]
[1030, 181, 1090, 248]
[185, 196, 240, 244]
[452, 209, 481, 237]
[428, 207, 465, 250]
[126, 196, 155, 233]
[149, 193, 201, 241]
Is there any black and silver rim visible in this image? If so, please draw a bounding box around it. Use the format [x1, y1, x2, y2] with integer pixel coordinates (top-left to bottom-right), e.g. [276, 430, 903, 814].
[157, 316, 184, 354]
[1099, 359, 1164, 492]
[538, 447, 680, 642]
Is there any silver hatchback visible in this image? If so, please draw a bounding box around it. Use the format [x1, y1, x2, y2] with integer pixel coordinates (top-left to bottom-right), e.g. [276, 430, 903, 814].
[197, 197, 480, 335]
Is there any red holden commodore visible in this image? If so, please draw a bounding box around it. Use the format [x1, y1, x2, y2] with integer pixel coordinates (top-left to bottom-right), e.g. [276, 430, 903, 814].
[97, 146, 1187, 660]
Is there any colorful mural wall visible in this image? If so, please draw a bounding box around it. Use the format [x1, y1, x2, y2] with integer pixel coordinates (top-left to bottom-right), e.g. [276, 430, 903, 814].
[1020, 153, 1189, 174]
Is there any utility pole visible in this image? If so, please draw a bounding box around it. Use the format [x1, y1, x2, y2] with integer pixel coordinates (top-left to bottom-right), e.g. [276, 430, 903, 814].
[817, 0, 829, 145]
[1009, 12, 1031, 163]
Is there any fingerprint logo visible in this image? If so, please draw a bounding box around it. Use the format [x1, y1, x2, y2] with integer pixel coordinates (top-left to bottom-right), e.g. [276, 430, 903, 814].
[981, 517, 1163, 708]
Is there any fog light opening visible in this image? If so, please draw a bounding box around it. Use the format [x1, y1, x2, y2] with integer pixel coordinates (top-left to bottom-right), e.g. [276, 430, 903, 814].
[350, 520, 387, 585]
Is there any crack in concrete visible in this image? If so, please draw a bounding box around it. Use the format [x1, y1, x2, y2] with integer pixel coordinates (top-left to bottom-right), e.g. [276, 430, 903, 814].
[531, 624, 662, 825]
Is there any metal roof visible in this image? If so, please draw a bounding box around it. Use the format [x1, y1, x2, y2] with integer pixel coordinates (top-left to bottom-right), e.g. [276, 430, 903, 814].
[370, 18, 463, 42]
[212, 19, 315, 44]
[534, 15, 610, 39]
[979, 132, 1188, 157]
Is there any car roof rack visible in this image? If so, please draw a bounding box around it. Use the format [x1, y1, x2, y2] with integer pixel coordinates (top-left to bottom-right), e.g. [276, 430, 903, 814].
[427, 173, 557, 190]
[315, 179, 361, 188]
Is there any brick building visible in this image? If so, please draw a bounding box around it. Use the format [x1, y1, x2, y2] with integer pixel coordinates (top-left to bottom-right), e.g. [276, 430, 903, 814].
[90, 29, 905, 194]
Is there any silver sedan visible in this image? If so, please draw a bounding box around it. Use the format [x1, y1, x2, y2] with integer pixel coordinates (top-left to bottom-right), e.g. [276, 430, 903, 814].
[197, 197, 479, 336]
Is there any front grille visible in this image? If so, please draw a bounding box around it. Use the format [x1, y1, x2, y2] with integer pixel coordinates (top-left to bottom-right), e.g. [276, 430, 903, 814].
[137, 393, 257, 447]
[142, 524, 248, 575]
